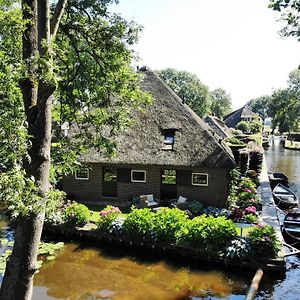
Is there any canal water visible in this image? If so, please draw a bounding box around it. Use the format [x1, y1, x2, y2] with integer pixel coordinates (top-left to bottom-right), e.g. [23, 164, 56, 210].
[0, 136, 299, 299]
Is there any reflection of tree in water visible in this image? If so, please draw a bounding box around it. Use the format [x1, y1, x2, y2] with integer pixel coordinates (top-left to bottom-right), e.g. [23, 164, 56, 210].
[33, 243, 241, 300]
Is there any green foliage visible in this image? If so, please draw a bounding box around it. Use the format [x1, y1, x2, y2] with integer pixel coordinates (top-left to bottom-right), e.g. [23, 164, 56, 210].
[245, 214, 259, 224]
[247, 96, 271, 121]
[210, 88, 232, 119]
[152, 208, 188, 243]
[156, 68, 211, 117]
[122, 208, 155, 239]
[225, 137, 246, 146]
[236, 121, 250, 133]
[269, 0, 300, 41]
[176, 215, 237, 256]
[96, 205, 122, 231]
[187, 200, 203, 216]
[62, 201, 90, 227]
[0, 0, 151, 218]
[224, 237, 252, 261]
[249, 120, 263, 133]
[248, 224, 280, 258]
[0, 239, 64, 274]
[44, 189, 66, 225]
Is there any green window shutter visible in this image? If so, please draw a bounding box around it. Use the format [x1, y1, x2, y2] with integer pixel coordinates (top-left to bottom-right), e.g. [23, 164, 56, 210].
[117, 168, 131, 183]
[177, 170, 191, 186]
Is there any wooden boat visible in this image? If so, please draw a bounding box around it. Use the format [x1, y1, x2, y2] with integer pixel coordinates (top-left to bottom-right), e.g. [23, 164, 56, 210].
[262, 138, 270, 148]
[268, 172, 289, 189]
[282, 210, 300, 247]
[273, 183, 298, 207]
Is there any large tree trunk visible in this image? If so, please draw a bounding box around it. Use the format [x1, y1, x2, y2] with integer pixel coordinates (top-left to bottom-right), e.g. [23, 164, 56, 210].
[0, 0, 59, 299]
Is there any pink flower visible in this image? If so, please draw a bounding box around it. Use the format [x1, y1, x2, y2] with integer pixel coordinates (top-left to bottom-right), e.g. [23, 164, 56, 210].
[257, 223, 265, 228]
[245, 206, 257, 215]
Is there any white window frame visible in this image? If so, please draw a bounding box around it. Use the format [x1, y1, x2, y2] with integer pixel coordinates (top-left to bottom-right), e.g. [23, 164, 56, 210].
[75, 168, 89, 180]
[131, 170, 146, 183]
[191, 173, 208, 186]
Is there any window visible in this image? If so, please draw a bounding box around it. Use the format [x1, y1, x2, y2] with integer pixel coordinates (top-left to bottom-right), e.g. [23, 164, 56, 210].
[161, 169, 176, 185]
[164, 132, 175, 145]
[192, 173, 208, 186]
[103, 167, 117, 182]
[75, 168, 89, 180]
[131, 170, 146, 183]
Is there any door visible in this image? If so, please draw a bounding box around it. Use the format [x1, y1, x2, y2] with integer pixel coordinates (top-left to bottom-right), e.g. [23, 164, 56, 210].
[102, 167, 117, 197]
[160, 169, 177, 200]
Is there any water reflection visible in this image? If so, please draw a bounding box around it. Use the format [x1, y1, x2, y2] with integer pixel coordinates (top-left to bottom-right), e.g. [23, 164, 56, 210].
[259, 136, 300, 299]
[33, 243, 249, 300]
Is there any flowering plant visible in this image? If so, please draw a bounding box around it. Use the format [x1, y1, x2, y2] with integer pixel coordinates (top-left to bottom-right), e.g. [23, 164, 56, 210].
[248, 224, 280, 258]
[97, 206, 122, 231]
[244, 206, 257, 215]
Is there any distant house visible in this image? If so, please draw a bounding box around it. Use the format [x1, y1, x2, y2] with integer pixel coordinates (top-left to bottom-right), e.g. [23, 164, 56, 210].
[63, 67, 236, 208]
[223, 106, 261, 129]
[204, 116, 233, 140]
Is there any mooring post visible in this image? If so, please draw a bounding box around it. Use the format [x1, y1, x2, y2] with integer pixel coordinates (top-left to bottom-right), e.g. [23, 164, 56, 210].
[245, 268, 264, 300]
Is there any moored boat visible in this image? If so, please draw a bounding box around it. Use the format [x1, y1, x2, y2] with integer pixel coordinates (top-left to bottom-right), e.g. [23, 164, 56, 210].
[282, 210, 300, 247]
[273, 183, 298, 207]
[268, 172, 289, 189]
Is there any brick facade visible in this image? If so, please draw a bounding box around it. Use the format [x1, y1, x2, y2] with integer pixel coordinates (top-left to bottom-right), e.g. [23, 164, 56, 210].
[63, 164, 230, 207]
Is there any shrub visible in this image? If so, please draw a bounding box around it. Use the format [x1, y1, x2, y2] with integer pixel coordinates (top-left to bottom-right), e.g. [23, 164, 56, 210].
[225, 137, 246, 146]
[248, 224, 280, 258]
[201, 206, 231, 218]
[152, 208, 188, 243]
[224, 237, 252, 261]
[245, 206, 257, 215]
[97, 206, 122, 232]
[62, 201, 90, 227]
[122, 208, 155, 240]
[45, 189, 65, 225]
[245, 214, 259, 224]
[176, 215, 237, 256]
[249, 120, 263, 133]
[236, 121, 250, 133]
[187, 200, 203, 216]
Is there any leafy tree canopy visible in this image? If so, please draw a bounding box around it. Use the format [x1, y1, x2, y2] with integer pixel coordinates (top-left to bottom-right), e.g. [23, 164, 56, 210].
[210, 88, 232, 119]
[0, 0, 151, 215]
[247, 95, 271, 121]
[269, 0, 300, 40]
[156, 68, 211, 117]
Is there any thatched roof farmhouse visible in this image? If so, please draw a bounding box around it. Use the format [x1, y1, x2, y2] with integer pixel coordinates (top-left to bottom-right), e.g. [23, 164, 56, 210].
[223, 106, 261, 129]
[63, 67, 236, 207]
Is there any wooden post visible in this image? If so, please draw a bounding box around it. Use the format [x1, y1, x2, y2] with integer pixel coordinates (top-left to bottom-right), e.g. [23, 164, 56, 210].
[245, 268, 264, 300]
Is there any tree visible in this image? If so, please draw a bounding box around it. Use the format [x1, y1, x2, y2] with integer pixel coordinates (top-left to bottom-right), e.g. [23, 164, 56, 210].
[268, 69, 300, 134]
[269, 0, 300, 41]
[0, 1, 149, 299]
[236, 121, 250, 133]
[156, 68, 211, 117]
[210, 88, 232, 119]
[247, 96, 271, 122]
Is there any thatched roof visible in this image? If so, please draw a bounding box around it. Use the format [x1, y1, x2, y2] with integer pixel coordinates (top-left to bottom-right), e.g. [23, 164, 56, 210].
[80, 67, 235, 168]
[223, 106, 260, 128]
[204, 116, 232, 140]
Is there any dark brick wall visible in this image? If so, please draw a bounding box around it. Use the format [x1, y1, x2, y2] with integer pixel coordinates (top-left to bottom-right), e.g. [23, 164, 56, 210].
[63, 164, 230, 207]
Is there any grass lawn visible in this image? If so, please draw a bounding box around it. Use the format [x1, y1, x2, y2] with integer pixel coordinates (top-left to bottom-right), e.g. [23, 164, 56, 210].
[234, 223, 253, 236]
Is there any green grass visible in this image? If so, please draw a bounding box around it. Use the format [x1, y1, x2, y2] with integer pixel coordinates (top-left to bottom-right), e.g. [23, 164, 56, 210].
[234, 224, 253, 236]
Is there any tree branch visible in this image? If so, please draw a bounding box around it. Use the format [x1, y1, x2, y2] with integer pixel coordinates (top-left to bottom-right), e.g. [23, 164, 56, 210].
[50, 0, 68, 39]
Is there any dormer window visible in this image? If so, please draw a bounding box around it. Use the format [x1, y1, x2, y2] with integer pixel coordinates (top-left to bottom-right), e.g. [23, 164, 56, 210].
[164, 132, 175, 145]
[162, 129, 176, 150]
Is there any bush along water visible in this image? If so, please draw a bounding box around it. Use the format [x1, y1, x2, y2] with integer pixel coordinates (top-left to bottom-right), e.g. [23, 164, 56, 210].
[56, 203, 281, 261]
[62, 201, 90, 227]
[248, 224, 280, 258]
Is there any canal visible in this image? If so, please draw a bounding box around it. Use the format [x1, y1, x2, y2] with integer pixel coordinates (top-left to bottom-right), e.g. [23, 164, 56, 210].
[0, 136, 299, 299]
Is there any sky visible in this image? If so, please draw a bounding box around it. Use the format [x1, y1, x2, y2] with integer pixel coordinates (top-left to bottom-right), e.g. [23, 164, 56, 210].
[109, 0, 300, 109]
